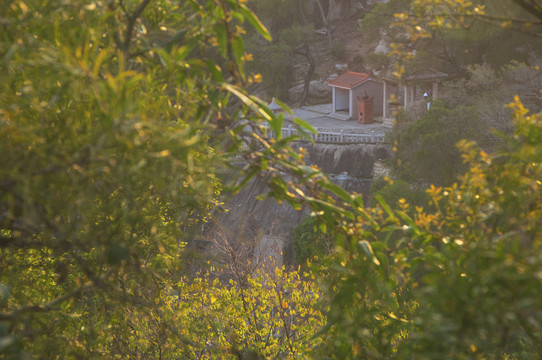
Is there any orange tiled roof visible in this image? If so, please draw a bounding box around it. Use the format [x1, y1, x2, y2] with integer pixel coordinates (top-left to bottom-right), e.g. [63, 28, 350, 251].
[328, 71, 370, 89]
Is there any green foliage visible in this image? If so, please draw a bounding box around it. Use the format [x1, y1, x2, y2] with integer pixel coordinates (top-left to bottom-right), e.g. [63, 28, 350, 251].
[291, 216, 333, 267]
[330, 43, 348, 60]
[313, 100, 542, 358]
[3, 1, 542, 359]
[89, 265, 326, 358]
[393, 100, 488, 185]
[246, 24, 314, 99]
[168, 267, 325, 358]
[361, 0, 411, 42]
[366, 52, 390, 71]
[444, 59, 542, 144]
[0, 0, 322, 357]
[372, 179, 431, 209]
[361, 0, 542, 81]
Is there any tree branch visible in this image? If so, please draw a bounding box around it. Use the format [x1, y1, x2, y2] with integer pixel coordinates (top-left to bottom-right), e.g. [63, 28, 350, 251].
[513, 0, 542, 22]
[0, 282, 93, 322]
[121, 0, 152, 57]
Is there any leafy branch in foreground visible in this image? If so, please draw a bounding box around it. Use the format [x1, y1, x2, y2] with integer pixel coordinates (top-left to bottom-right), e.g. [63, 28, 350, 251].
[0, 0, 317, 357]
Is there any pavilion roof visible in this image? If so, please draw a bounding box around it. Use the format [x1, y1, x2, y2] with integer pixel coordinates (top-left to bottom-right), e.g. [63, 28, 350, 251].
[268, 97, 281, 111]
[406, 68, 448, 82]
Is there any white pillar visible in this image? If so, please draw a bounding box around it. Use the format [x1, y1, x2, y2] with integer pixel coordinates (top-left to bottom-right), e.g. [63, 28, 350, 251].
[332, 87, 336, 113]
[403, 85, 408, 108]
[383, 81, 387, 117]
[432, 81, 439, 99]
[349, 90, 354, 119]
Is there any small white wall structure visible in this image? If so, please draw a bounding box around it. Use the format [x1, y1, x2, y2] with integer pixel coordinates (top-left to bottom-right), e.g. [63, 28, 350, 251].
[328, 71, 383, 120]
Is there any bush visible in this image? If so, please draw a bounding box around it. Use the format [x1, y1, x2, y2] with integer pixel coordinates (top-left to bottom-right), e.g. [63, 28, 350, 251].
[317, 99, 542, 358]
[393, 100, 488, 185]
[291, 216, 333, 267]
[366, 52, 390, 70]
[372, 179, 431, 209]
[330, 43, 348, 60]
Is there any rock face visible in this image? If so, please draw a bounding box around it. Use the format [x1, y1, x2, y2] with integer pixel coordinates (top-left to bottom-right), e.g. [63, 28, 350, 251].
[206, 174, 310, 267]
[288, 79, 331, 104]
[206, 143, 393, 266]
[309, 143, 392, 179]
[327, 0, 366, 22]
[216, 175, 308, 241]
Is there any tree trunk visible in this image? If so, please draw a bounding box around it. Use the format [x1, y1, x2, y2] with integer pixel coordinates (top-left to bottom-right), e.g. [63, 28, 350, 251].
[313, 0, 332, 48]
[297, 0, 310, 26]
[294, 42, 316, 106]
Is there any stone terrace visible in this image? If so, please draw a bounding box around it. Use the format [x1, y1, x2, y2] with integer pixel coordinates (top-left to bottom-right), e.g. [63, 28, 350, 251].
[286, 104, 391, 137]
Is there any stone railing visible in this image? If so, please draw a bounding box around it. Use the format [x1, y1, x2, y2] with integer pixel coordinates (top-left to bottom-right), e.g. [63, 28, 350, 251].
[264, 125, 386, 144]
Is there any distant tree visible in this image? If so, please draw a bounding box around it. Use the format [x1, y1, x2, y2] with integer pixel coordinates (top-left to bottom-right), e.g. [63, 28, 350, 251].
[362, 0, 542, 78]
[444, 58, 542, 143]
[389, 100, 488, 185]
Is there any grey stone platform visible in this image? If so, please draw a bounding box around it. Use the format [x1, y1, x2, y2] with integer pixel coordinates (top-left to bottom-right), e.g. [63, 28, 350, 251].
[286, 104, 392, 136]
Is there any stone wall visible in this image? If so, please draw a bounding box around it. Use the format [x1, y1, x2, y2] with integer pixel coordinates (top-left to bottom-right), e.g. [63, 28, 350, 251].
[309, 143, 392, 178]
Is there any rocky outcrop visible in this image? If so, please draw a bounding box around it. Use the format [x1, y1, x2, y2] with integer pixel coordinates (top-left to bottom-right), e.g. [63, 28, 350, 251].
[288, 79, 331, 104]
[205, 143, 392, 266]
[309, 143, 392, 179]
[327, 0, 366, 22]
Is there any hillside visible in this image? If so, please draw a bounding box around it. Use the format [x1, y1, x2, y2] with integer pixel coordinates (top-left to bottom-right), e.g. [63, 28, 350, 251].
[286, 14, 378, 105]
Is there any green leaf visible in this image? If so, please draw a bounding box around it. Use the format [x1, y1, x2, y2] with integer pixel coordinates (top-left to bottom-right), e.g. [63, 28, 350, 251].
[269, 113, 284, 140]
[238, 4, 272, 41]
[176, 44, 194, 61]
[165, 29, 187, 51]
[207, 60, 224, 82]
[396, 210, 419, 233]
[293, 117, 317, 134]
[375, 194, 396, 219]
[319, 222, 327, 234]
[215, 23, 227, 56]
[232, 36, 244, 63]
[274, 98, 292, 115]
[93, 49, 109, 76]
[358, 240, 381, 266]
[221, 83, 272, 121]
[322, 182, 352, 203]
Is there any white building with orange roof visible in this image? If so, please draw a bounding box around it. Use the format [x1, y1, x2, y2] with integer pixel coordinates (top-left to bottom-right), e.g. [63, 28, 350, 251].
[328, 71, 384, 121]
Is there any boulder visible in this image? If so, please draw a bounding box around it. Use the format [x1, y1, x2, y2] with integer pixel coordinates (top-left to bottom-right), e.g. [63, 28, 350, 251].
[288, 79, 332, 104]
[375, 39, 388, 54]
[335, 64, 348, 73]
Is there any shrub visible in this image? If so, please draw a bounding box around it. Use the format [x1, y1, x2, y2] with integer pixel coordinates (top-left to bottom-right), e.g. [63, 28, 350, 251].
[372, 179, 431, 209]
[291, 216, 333, 267]
[393, 100, 488, 185]
[330, 43, 348, 60]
